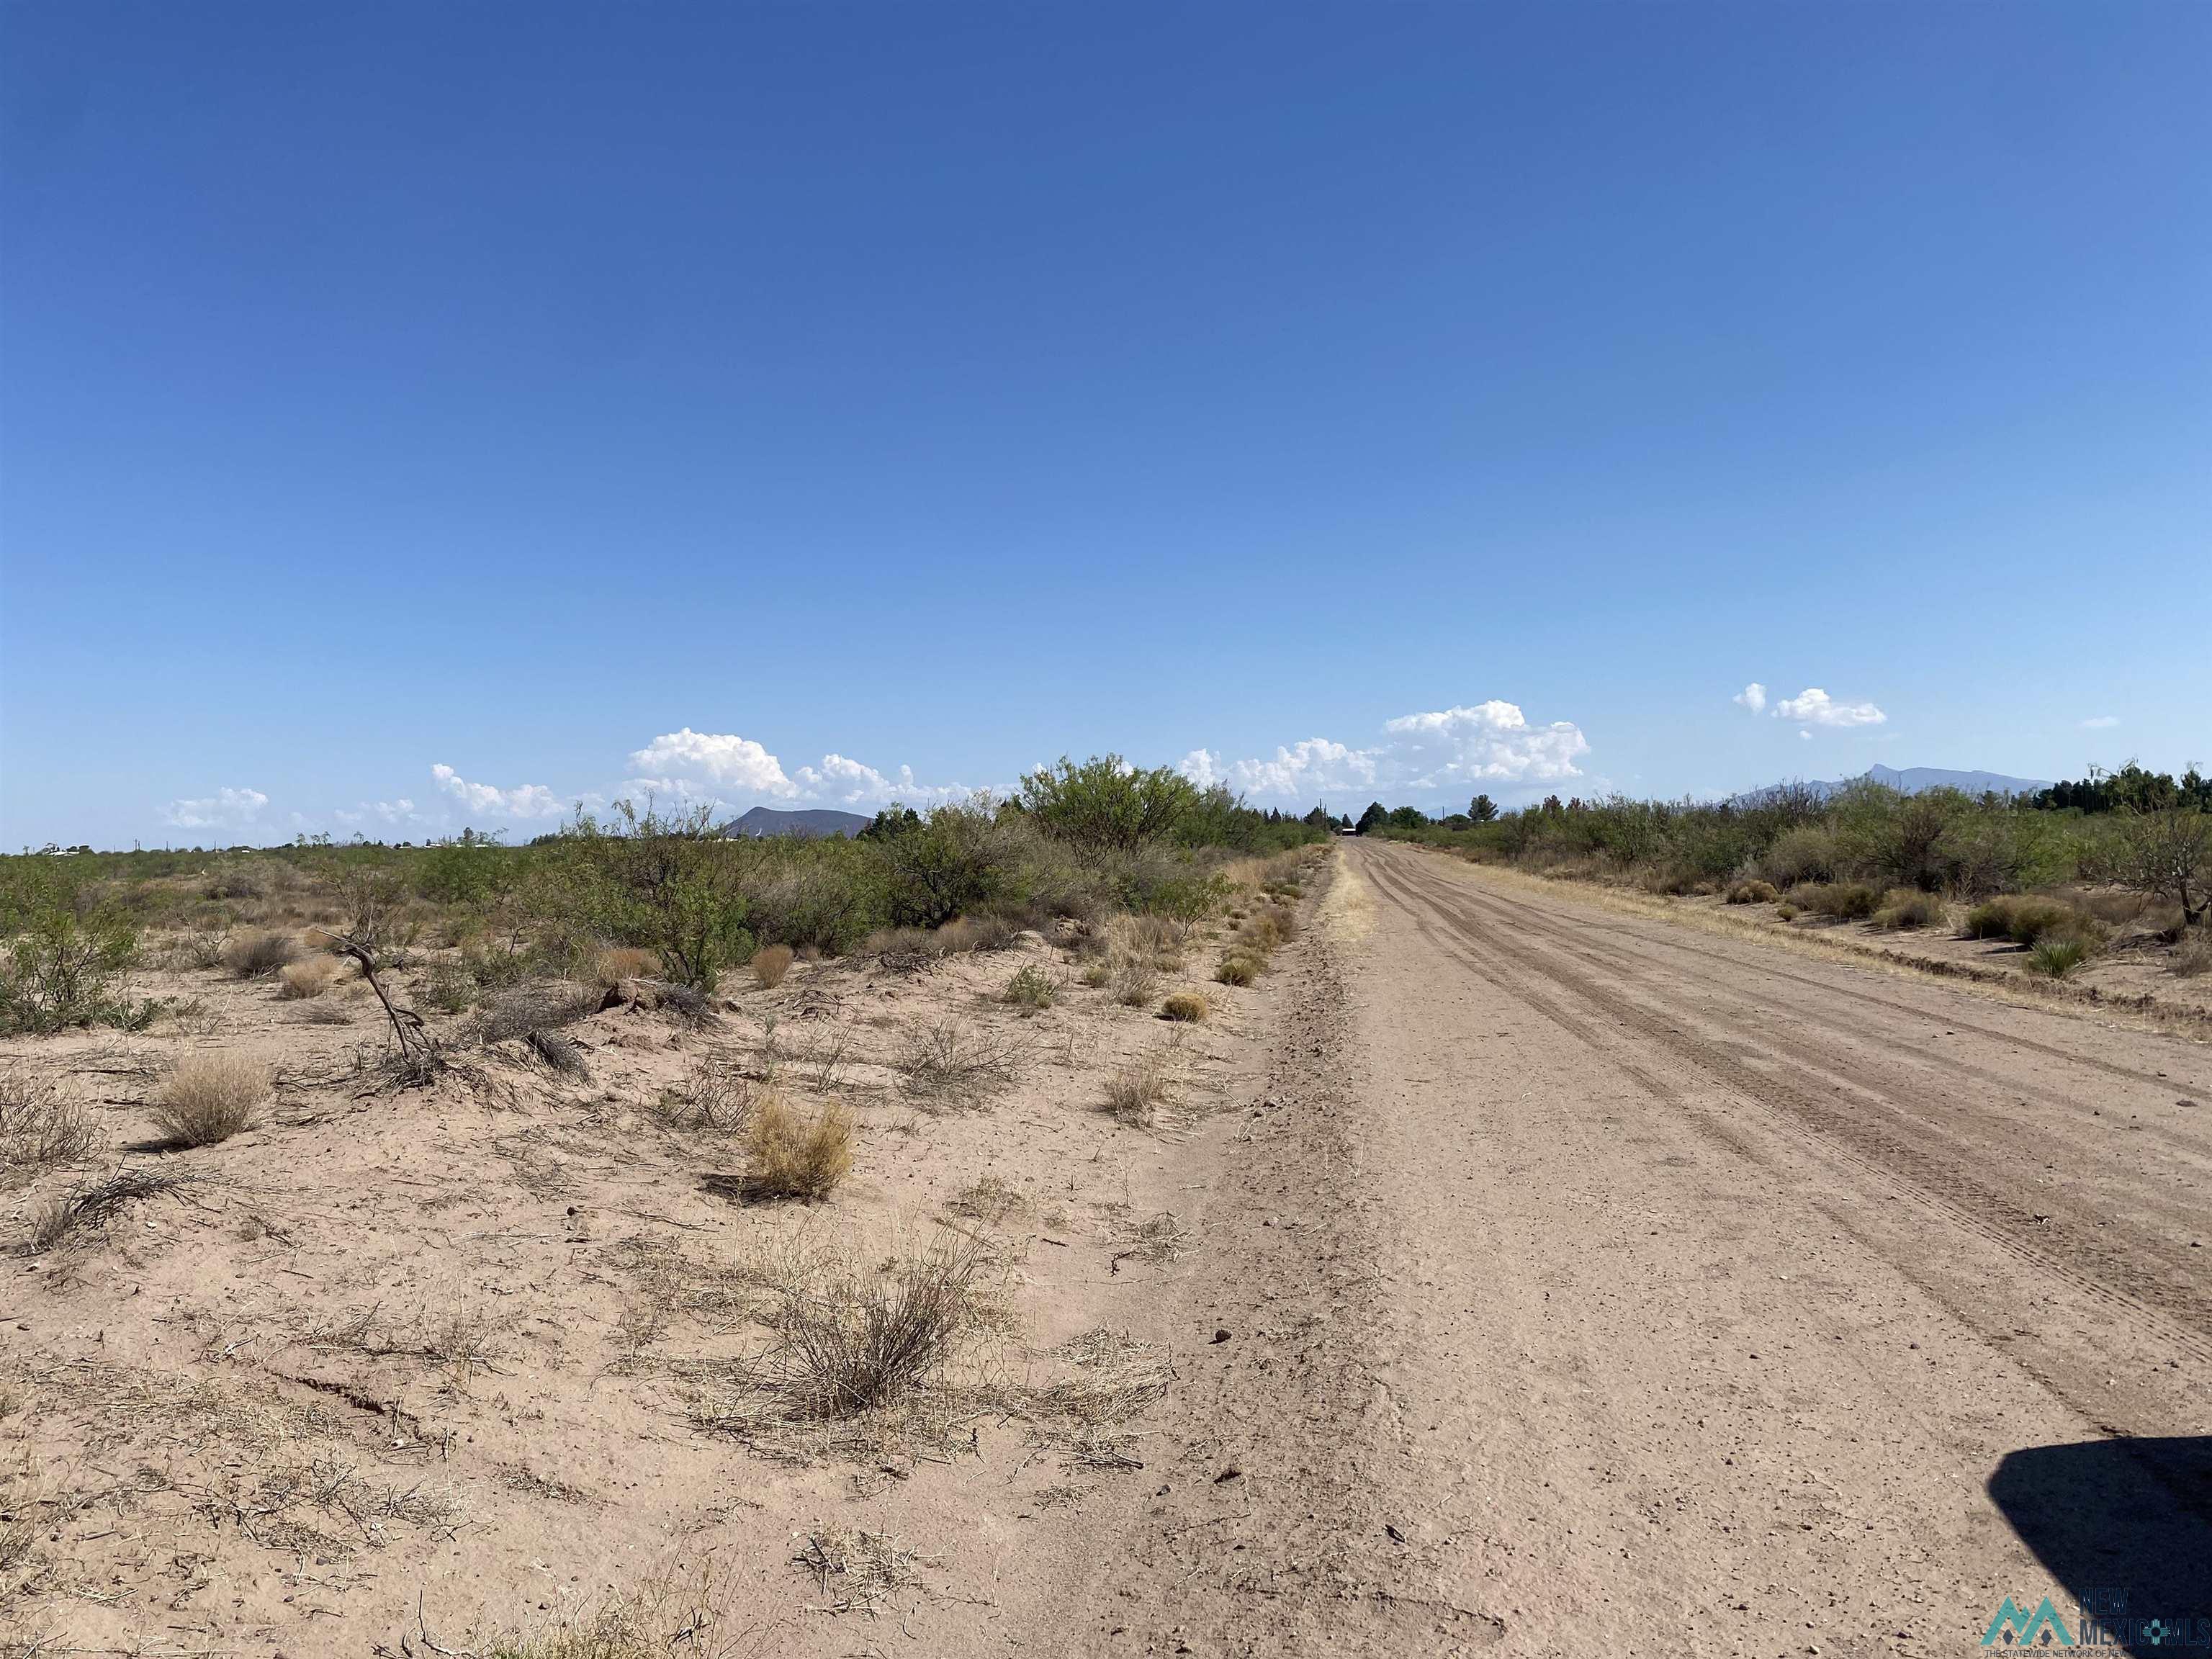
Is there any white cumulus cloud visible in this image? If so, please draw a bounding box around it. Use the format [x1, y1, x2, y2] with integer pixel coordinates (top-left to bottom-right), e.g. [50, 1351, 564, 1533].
[1733, 683, 1768, 714]
[626, 729, 974, 811]
[626, 729, 796, 796]
[1772, 688, 1886, 729]
[1179, 701, 1588, 806]
[161, 786, 269, 830]
[431, 764, 565, 820]
[332, 798, 420, 828]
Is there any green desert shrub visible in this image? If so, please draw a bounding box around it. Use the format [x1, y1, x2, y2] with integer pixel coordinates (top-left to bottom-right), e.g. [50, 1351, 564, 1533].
[1795, 882, 1879, 921]
[1, 911, 148, 1035]
[2028, 936, 2090, 979]
[1964, 894, 2080, 947]
[1214, 953, 1259, 986]
[1001, 963, 1056, 1012]
[559, 802, 753, 992]
[1762, 826, 1842, 889]
[1871, 889, 1944, 930]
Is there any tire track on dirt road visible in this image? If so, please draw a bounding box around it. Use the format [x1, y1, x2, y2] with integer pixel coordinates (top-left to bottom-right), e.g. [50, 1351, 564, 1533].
[1361, 843, 2212, 1386]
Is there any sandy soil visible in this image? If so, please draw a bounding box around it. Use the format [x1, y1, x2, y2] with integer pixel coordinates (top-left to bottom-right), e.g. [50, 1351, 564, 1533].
[11, 842, 2210, 1657]
[1047, 842, 2211, 1655]
[0, 889, 1310, 1657]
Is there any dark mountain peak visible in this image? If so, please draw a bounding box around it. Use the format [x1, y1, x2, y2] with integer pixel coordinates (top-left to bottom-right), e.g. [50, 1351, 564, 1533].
[721, 806, 871, 840]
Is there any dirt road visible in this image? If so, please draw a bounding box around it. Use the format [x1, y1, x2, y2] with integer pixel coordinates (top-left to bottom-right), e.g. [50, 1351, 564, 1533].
[1074, 842, 2212, 1657]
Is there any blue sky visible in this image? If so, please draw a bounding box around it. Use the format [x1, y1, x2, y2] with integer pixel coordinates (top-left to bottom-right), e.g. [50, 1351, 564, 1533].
[3, 2, 2206, 848]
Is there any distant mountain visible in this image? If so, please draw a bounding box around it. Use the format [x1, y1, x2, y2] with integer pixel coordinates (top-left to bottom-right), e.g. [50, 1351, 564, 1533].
[1862, 764, 2051, 796]
[1745, 764, 2051, 804]
[721, 806, 871, 839]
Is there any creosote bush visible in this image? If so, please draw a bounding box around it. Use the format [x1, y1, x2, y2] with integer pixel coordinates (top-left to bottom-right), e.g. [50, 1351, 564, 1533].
[743, 1093, 853, 1202]
[1002, 963, 1056, 1012]
[152, 1051, 268, 1146]
[0, 909, 145, 1035]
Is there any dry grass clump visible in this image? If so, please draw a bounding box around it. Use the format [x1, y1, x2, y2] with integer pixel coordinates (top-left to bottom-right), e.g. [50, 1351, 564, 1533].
[894, 1020, 1025, 1109]
[2173, 927, 2212, 979]
[936, 914, 1020, 953]
[593, 946, 661, 988]
[794, 1527, 931, 1617]
[943, 1173, 1029, 1226]
[483, 1560, 739, 1658]
[222, 928, 300, 977]
[760, 1234, 993, 1419]
[1001, 963, 1056, 1012]
[152, 1051, 268, 1146]
[649, 1054, 751, 1133]
[1078, 961, 1110, 989]
[1213, 953, 1259, 986]
[1159, 991, 1208, 1023]
[277, 956, 341, 999]
[751, 943, 795, 989]
[1104, 1045, 1176, 1127]
[0, 1071, 99, 1185]
[1023, 1328, 1174, 1473]
[1792, 881, 1879, 921]
[480, 980, 598, 1046]
[743, 1092, 854, 1202]
[1871, 888, 1945, 930]
[1725, 878, 1779, 905]
[1111, 913, 1187, 971]
[1108, 955, 1158, 1007]
[19, 1166, 194, 1254]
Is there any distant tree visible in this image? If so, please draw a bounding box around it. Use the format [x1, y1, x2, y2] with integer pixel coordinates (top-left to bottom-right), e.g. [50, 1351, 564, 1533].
[1017, 755, 1199, 853]
[1301, 804, 1336, 830]
[858, 805, 923, 841]
[1354, 801, 1388, 836]
[1468, 793, 1498, 823]
[1385, 805, 1428, 831]
[2121, 807, 2212, 927]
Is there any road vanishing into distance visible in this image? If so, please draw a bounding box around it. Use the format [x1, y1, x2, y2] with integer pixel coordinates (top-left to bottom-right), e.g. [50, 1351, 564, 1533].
[1061, 841, 2212, 1658]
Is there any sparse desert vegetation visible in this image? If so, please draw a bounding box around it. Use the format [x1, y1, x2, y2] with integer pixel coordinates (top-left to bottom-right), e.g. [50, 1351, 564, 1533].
[0, 764, 1326, 1653]
[150, 1049, 268, 1146]
[742, 1092, 855, 1200]
[1368, 763, 2212, 1008]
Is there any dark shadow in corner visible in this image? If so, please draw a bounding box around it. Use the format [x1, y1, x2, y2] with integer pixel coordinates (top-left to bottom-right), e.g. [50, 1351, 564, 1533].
[1987, 1437, 2212, 1656]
